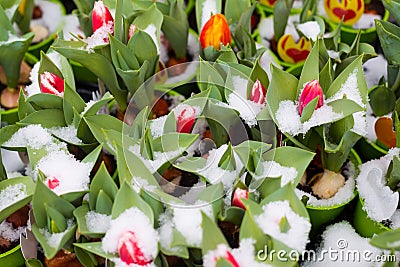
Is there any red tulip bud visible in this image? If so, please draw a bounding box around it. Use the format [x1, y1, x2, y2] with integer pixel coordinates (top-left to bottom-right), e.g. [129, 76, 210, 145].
[176, 106, 196, 133]
[118, 231, 152, 266]
[250, 80, 266, 104]
[92, 1, 114, 34]
[47, 176, 60, 189]
[224, 251, 240, 267]
[200, 14, 232, 50]
[40, 72, 64, 97]
[128, 24, 138, 40]
[232, 188, 248, 210]
[298, 80, 324, 115]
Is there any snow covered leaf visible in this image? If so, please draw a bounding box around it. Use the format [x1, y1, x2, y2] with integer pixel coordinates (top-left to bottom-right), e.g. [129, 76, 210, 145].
[370, 228, 400, 251]
[195, 0, 222, 32]
[74, 242, 116, 260]
[0, 176, 35, 222]
[198, 60, 225, 92]
[112, 182, 154, 225]
[197, 183, 224, 216]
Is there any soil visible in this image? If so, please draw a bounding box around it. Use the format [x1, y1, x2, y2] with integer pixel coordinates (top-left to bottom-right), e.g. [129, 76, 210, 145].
[218, 221, 240, 249]
[44, 250, 83, 267]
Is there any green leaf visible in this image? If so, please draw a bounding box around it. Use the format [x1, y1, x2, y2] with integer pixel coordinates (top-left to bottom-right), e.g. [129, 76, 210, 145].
[248, 58, 269, 96]
[32, 181, 75, 228]
[89, 162, 118, 211]
[297, 42, 319, 95]
[153, 132, 198, 154]
[95, 190, 114, 215]
[46, 204, 67, 232]
[82, 92, 114, 117]
[300, 96, 319, 123]
[224, 0, 250, 25]
[127, 106, 150, 141]
[386, 156, 400, 191]
[382, 0, 400, 24]
[273, 0, 294, 41]
[31, 222, 77, 259]
[370, 228, 400, 250]
[0, 124, 22, 147]
[74, 242, 116, 259]
[279, 216, 290, 233]
[52, 40, 127, 111]
[197, 183, 224, 217]
[0, 176, 35, 222]
[75, 245, 97, 267]
[19, 109, 66, 128]
[18, 88, 35, 120]
[201, 212, 228, 253]
[109, 34, 139, 70]
[112, 182, 154, 225]
[376, 21, 400, 62]
[25, 259, 44, 267]
[27, 94, 63, 110]
[369, 84, 396, 116]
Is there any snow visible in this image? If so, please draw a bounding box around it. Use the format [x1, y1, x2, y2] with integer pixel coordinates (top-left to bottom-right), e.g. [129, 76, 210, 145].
[356, 149, 400, 222]
[158, 212, 180, 253]
[36, 150, 91, 195]
[353, 13, 382, 30]
[38, 219, 75, 248]
[130, 176, 157, 193]
[172, 200, 213, 247]
[302, 221, 384, 267]
[143, 24, 159, 54]
[149, 115, 167, 138]
[0, 220, 28, 242]
[296, 162, 356, 207]
[390, 210, 400, 229]
[86, 21, 113, 52]
[31, 0, 64, 34]
[253, 160, 298, 187]
[4, 125, 54, 149]
[0, 183, 27, 212]
[85, 211, 111, 233]
[201, 0, 218, 30]
[62, 14, 85, 40]
[203, 239, 273, 267]
[1, 149, 25, 173]
[258, 14, 300, 48]
[276, 100, 342, 136]
[129, 144, 184, 174]
[102, 207, 159, 260]
[50, 125, 83, 144]
[228, 92, 264, 127]
[196, 144, 243, 189]
[327, 50, 340, 60]
[297, 21, 321, 41]
[259, 49, 282, 78]
[363, 54, 388, 89]
[178, 181, 206, 204]
[255, 200, 311, 251]
[82, 100, 97, 115]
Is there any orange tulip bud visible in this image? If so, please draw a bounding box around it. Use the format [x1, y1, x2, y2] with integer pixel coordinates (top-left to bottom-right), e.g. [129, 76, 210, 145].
[200, 14, 231, 50]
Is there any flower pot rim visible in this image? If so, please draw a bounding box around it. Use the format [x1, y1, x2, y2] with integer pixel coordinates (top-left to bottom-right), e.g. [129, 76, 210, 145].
[323, 8, 390, 35]
[357, 196, 391, 231]
[0, 244, 21, 258]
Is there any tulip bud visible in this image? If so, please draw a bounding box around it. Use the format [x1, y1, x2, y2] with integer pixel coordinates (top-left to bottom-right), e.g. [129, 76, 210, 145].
[176, 105, 196, 133]
[298, 80, 324, 115]
[47, 176, 60, 190]
[128, 24, 138, 40]
[40, 72, 64, 97]
[92, 1, 114, 33]
[224, 251, 240, 267]
[200, 14, 231, 50]
[250, 80, 266, 104]
[118, 231, 152, 265]
[232, 188, 248, 210]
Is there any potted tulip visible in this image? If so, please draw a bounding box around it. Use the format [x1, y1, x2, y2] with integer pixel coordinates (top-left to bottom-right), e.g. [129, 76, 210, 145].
[319, 0, 390, 44]
[266, 41, 368, 232]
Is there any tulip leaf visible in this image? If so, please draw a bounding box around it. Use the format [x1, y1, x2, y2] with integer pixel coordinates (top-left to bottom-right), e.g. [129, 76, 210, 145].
[109, 34, 139, 70]
[127, 106, 150, 141]
[0, 124, 22, 147]
[197, 183, 224, 216]
[74, 246, 98, 267]
[224, 0, 250, 25]
[370, 228, 400, 250]
[116, 63, 148, 96]
[27, 94, 63, 110]
[0, 176, 35, 222]
[195, 0, 222, 31]
[319, 59, 334, 94]
[201, 212, 228, 253]
[19, 109, 67, 128]
[219, 206, 245, 226]
[32, 180, 75, 228]
[161, 0, 188, 59]
[369, 85, 396, 116]
[45, 204, 67, 232]
[82, 92, 114, 117]
[273, 0, 294, 41]
[25, 259, 44, 267]
[112, 182, 154, 225]
[297, 42, 319, 95]
[95, 190, 114, 215]
[198, 60, 225, 92]
[63, 83, 86, 125]
[218, 143, 236, 171]
[18, 89, 35, 120]
[52, 40, 127, 111]
[376, 20, 400, 66]
[153, 132, 198, 154]
[74, 204, 108, 237]
[266, 64, 299, 122]
[31, 223, 77, 259]
[89, 162, 118, 210]
[74, 242, 116, 260]
[248, 58, 269, 96]
[300, 96, 319, 123]
[382, 0, 400, 25]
